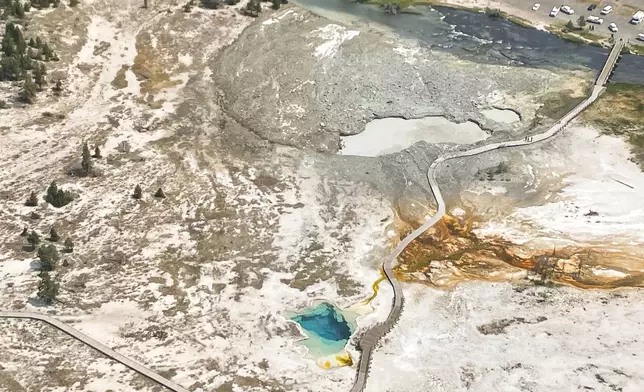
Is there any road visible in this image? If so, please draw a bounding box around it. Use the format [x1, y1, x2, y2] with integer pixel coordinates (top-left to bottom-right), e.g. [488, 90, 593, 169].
[0, 311, 190, 392]
[348, 39, 624, 392]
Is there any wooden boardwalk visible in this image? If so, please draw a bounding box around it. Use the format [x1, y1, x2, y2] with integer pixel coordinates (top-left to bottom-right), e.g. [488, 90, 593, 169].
[348, 40, 624, 392]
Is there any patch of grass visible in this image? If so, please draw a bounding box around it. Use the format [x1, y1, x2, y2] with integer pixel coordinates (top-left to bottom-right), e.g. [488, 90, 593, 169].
[627, 43, 644, 56]
[132, 32, 181, 95]
[583, 83, 644, 168]
[111, 65, 129, 90]
[537, 88, 589, 120]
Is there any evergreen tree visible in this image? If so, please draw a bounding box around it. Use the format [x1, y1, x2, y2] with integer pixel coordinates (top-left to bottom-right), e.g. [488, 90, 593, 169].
[25, 191, 39, 206]
[34, 63, 45, 89]
[20, 54, 33, 71]
[201, 0, 222, 8]
[20, 74, 37, 104]
[0, 56, 21, 80]
[53, 0, 60, 7]
[133, 184, 142, 199]
[81, 141, 92, 175]
[38, 244, 59, 270]
[27, 230, 40, 250]
[271, 0, 280, 10]
[154, 187, 166, 198]
[53, 79, 63, 95]
[2, 34, 15, 57]
[37, 271, 59, 305]
[15, 1, 24, 17]
[49, 227, 60, 242]
[64, 237, 74, 253]
[45, 181, 75, 208]
[70, 0, 79, 6]
[15, 27, 26, 54]
[35, 36, 43, 48]
[28, 37, 37, 48]
[93, 145, 102, 158]
[24, 1, 31, 12]
[20, 227, 28, 236]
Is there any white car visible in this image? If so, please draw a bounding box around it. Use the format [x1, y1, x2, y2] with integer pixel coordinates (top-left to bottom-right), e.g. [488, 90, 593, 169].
[600, 5, 613, 15]
[608, 22, 618, 32]
[638, 33, 644, 41]
[561, 5, 574, 14]
[532, 3, 540, 11]
[587, 15, 604, 24]
[550, 6, 560, 16]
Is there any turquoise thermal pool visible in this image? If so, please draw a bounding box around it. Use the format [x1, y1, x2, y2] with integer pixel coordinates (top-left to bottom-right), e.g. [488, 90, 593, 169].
[289, 302, 359, 358]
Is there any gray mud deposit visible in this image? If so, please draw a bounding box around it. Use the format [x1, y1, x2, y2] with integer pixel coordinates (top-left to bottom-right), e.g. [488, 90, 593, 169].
[213, 7, 569, 153]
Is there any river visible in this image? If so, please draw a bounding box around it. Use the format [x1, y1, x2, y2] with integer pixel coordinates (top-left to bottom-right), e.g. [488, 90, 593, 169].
[291, 0, 644, 85]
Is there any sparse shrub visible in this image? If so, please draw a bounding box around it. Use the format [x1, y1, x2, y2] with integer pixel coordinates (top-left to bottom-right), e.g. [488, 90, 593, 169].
[484, 7, 502, 18]
[64, 237, 74, 253]
[25, 191, 39, 206]
[37, 271, 59, 304]
[133, 184, 143, 200]
[0, 99, 7, 109]
[38, 244, 59, 271]
[20, 227, 28, 236]
[27, 230, 40, 250]
[564, 20, 575, 33]
[93, 146, 102, 159]
[201, 0, 222, 8]
[53, 79, 63, 95]
[45, 181, 75, 208]
[20, 74, 37, 104]
[49, 227, 60, 242]
[81, 141, 93, 176]
[117, 140, 131, 153]
[70, 0, 79, 6]
[154, 187, 166, 198]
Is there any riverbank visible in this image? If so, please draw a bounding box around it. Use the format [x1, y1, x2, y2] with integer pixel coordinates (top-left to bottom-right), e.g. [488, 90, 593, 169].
[370, 0, 644, 52]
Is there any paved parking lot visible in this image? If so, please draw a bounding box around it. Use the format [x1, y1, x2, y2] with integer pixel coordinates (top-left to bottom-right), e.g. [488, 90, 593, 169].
[494, 0, 644, 42]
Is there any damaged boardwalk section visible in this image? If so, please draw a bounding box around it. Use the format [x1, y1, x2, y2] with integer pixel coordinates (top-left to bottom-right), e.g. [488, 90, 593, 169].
[349, 39, 624, 392]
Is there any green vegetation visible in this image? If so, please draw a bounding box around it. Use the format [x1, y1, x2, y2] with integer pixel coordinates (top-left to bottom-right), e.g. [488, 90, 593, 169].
[37, 271, 59, 304]
[0, 19, 59, 103]
[584, 83, 644, 168]
[25, 191, 38, 206]
[133, 184, 143, 199]
[45, 181, 75, 208]
[37, 244, 59, 271]
[537, 88, 589, 120]
[49, 227, 60, 242]
[64, 237, 74, 253]
[27, 230, 40, 250]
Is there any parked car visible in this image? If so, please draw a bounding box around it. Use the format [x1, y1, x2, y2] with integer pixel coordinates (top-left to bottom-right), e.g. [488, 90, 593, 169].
[561, 5, 574, 14]
[587, 15, 604, 24]
[608, 22, 618, 32]
[588, 4, 597, 11]
[600, 5, 613, 15]
[638, 33, 644, 41]
[550, 6, 560, 16]
[631, 10, 644, 24]
[532, 3, 541, 11]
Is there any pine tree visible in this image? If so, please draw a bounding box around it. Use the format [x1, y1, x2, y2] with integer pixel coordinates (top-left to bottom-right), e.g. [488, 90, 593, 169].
[27, 230, 40, 250]
[93, 145, 102, 158]
[45, 182, 75, 208]
[70, 0, 79, 6]
[49, 227, 60, 242]
[133, 184, 143, 199]
[25, 191, 39, 206]
[38, 244, 59, 270]
[271, 0, 280, 10]
[64, 237, 74, 253]
[154, 188, 166, 198]
[20, 74, 37, 104]
[20, 227, 28, 236]
[24, 1, 31, 12]
[28, 37, 36, 48]
[33, 63, 45, 90]
[37, 271, 59, 305]
[35, 36, 43, 48]
[15, 27, 26, 54]
[53, 79, 63, 95]
[81, 141, 92, 176]
[20, 54, 33, 71]
[15, 1, 25, 18]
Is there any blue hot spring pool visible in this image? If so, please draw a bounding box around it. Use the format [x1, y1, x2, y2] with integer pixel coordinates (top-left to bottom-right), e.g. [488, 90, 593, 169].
[289, 302, 358, 358]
